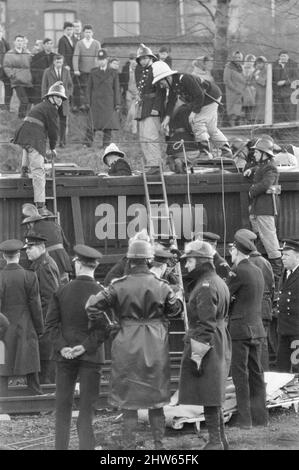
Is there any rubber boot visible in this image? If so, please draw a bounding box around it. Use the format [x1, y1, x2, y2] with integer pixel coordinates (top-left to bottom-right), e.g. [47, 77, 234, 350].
[269, 257, 283, 285]
[20, 166, 30, 178]
[148, 408, 165, 450]
[122, 410, 138, 450]
[198, 141, 213, 159]
[202, 406, 224, 450]
[220, 143, 233, 158]
[219, 409, 229, 450]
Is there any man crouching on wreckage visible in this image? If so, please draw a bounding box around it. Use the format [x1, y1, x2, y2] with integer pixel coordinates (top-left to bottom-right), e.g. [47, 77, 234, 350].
[85, 238, 183, 450]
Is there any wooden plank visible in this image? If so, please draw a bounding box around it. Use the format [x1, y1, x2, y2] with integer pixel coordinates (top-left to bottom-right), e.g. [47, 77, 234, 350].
[71, 196, 85, 244]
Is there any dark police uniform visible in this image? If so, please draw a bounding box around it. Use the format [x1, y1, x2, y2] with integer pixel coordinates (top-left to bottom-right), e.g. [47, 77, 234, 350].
[24, 234, 60, 383]
[276, 239, 299, 373]
[0, 239, 44, 397]
[46, 245, 105, 450]
[227, 234, 268, 428]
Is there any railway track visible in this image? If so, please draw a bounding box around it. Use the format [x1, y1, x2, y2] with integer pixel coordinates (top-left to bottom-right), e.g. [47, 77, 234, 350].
[0, 358, 182, 415]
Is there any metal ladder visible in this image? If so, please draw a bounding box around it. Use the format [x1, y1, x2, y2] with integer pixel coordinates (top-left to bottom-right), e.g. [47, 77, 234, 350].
[45, 152, 59, 223]
[142, 162, 189, 331]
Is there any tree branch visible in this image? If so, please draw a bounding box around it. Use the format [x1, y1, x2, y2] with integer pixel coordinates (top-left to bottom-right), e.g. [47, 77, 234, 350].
[195, 0, 215, 22]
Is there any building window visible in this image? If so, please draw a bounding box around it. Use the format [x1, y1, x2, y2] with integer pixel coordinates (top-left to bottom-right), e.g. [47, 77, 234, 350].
[44, 11, 75, 46]
[113, 1, 140, 37]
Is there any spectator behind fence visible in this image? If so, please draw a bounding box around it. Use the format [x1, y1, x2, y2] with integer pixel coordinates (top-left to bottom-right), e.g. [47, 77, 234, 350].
[3, 34, 32, 118]
[73, 19, 83, 42]
[191, 55, 214, 83]
[272, 50, 298, 123]
[120, 53, 138, 134]
[73, 24, 101, 112]
[42, 54, 73, 147]
[0, 25, 12, 111]
[30, 38, 55, 105]
[253, 56, 267, 124]
[242, 54, 256, 124]
[223, 51, 246, 127]
[57, 22, 75, 71]
[158, 45, 172, 68]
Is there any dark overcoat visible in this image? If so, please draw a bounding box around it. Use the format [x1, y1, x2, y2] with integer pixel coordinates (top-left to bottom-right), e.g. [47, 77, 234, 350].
[248, 160, 280, 216]
[41, 65, 73, 116]
[29, 253, 60, 360]
[13, 99, 59, 156]
[0, 264, 43, 376]
[227, 259, 266, 340]
[179, 264, 232, 406]
[249, 252, 275, 322]
[23, 218, 72, 274]
[135, 65, 165, 120]
[87, 67, 121, 130]
[277, 268, 299, 336]
[86, 264, 182, 409]
[46, 275, 105, 364]
[30, 50, 55, 104]
[57, 35, 76, 70]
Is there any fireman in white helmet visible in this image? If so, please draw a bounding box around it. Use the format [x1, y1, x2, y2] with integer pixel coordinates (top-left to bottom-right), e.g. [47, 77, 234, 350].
[152, 60, 233, 160]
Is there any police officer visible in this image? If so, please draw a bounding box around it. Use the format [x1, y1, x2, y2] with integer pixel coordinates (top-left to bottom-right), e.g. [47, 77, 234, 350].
[179, 240, 231, 450]
[0, 239, 44, 397]
[227, 232, 268, 428]
[235, 228, 275, 370]
[12, 81, 67, 216]
[86, 239, 182, 450]
[24, 233, 60, 384]
[21, 203, 72, 283]
[276, 239, 299, 373]
[152, 60, 233, 159]
[198, 232, 231, 280]
[46, 244, 105, 450]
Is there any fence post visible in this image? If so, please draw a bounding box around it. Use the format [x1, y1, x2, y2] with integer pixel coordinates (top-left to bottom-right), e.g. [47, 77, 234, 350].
[265, 62, 273, 125]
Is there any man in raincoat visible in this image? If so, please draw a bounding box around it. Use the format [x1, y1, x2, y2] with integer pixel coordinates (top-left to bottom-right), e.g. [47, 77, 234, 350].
[86, 239, 182, 450]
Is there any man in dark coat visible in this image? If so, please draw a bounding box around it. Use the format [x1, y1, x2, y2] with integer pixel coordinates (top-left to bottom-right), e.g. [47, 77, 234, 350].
[152, 60, 233, 159]
[102, 143, 132, 176]
[244, 136, 283, 286]
[85, 49, 120, 148]
[42, 54, 73, 147]
[12, 81, 67, 215]
[24, 233, 60, 384]
[0, 26, 12, 111]
[236, 228, 275, 370]
[86, 239, 182, 450]
[21, 203, 72, 283]
[0, 239, 44, 397]
[30, 38, 55, 104]
[57, 22, 76, 71]
[276, 239, 299, 373]
[272, 51, 298, 122]
[135, 44, 165, 173]
[46, 244, 105, 450]
[179, 240, 231, 450]
[227, 232, 268, 429]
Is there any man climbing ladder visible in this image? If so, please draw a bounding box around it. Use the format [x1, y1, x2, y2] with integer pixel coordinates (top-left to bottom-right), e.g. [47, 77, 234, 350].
[12, 81, 67, 216]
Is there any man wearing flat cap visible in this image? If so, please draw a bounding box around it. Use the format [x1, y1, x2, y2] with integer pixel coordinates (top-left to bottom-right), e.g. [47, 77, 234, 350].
[0, 239, 44, 396]
[198, 232, 231, 280]
[46, 244, 106, 450]
[235, 228, 275, 370]
[179, 240, 231, 450]
[227, 232, 268, 428]
[24, 233, 60, 384]
[276, 239, 299, 373]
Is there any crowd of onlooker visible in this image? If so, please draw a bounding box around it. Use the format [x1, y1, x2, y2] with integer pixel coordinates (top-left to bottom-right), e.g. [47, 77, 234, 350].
[0, 18, 298, 149]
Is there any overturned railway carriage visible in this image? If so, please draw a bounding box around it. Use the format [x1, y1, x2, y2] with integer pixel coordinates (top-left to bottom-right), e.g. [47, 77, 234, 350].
[1, 169, 299, 410]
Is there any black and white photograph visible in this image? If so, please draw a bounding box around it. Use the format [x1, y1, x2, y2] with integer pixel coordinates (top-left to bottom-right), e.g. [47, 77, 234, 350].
[0, 0, 299, 454]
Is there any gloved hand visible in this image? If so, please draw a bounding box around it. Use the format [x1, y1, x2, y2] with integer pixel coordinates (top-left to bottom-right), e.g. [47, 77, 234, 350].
[190, 338, 211, 376]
